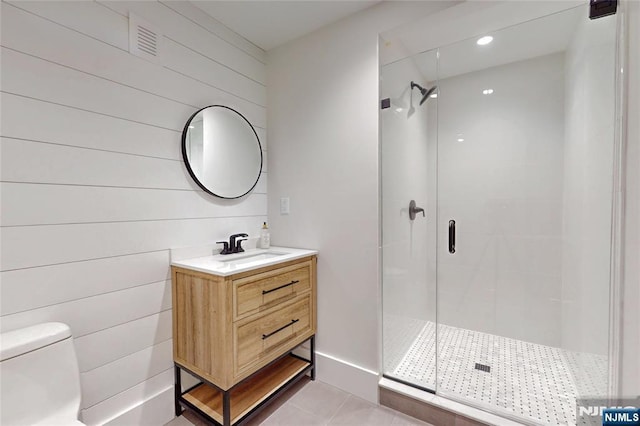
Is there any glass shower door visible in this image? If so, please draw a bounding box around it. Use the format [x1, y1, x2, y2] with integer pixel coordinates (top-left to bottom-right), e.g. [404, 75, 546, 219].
[381, 49, 438, 391]
[435, 5, 616, 424]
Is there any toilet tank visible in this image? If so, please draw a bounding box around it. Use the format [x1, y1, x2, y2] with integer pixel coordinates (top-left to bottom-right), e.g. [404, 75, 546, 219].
[1, 322, 82, 426]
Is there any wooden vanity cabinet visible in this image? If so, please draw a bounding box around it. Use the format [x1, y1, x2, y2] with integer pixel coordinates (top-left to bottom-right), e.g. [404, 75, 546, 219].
[172, 255, 317, 425]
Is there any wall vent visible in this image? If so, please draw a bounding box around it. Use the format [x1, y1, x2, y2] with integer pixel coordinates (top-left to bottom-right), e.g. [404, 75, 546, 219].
[129, 13, 162, 63]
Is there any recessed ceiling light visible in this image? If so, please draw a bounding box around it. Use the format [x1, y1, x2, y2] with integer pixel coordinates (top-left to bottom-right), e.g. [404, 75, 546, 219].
[430, 93, 438, 98]
[395, 107, 403, 112]
[457, 138, 465, 142]
[188, 125, 195, 129]
[482, 89, 494, 95]
[477, 36, 493, 46]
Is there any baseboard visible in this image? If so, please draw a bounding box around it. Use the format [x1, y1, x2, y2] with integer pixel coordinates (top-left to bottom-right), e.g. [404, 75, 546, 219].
[101, 387, 174, 426]
[314, 351, 379, 403]
[81, 368, 174, 426]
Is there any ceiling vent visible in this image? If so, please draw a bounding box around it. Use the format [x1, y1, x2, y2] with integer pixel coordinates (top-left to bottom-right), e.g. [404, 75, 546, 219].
[129, 13, 162, 63]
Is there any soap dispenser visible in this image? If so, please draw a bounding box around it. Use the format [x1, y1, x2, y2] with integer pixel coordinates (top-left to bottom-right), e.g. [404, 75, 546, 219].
[260, 222, 271, 249]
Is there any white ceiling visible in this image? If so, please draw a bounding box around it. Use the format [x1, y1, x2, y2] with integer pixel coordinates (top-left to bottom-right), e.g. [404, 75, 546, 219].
[412, 5, 585, 81]
[191, 1, 381, 52]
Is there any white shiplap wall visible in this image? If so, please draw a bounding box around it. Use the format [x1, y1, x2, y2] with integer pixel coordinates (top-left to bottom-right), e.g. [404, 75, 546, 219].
[0, 1, 267, 424]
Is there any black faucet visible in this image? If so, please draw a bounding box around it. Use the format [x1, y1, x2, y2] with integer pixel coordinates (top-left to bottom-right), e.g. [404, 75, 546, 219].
[216, 233, 248, 255]
[229, 233, 248, 253]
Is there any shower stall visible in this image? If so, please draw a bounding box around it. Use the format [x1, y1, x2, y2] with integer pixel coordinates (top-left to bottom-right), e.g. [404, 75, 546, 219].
[380, 4, 622, 425]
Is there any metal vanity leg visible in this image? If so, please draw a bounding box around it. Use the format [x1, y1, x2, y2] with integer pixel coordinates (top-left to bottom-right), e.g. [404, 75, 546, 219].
[174, 365, 183, 416]
[223, 390, 231, 426]
[311, 336, 316, 381]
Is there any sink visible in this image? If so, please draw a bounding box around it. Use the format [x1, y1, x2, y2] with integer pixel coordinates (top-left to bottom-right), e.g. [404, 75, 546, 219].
[219, 251, 289, 266]
[170, 247, 317, 277]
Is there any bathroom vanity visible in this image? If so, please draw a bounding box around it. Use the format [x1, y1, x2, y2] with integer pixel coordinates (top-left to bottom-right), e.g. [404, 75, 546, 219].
[171, 247, 317, 426]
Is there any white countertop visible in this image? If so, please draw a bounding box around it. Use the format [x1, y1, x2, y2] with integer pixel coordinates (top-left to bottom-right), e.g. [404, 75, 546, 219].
[170, 246, 318, 276]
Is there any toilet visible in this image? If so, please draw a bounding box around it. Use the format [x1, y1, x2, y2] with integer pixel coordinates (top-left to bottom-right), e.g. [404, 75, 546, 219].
[0, 322, 86, 425]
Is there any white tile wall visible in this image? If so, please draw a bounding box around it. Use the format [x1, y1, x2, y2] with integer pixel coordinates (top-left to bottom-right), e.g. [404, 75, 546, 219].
[0, 1, 267, 424]
[380, 51, 435, 324]
[435, 53, 567, 347]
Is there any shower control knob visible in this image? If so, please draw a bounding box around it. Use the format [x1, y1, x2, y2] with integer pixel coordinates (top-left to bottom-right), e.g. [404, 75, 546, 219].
[409, 200, 425, 221]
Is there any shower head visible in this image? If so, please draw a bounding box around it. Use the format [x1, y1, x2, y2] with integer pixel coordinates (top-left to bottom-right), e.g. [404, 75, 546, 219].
[421, 86, 438, 104]
[411, 81, 438, 105]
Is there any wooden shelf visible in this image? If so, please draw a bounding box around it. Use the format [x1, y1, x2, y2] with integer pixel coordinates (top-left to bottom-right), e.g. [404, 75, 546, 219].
[182, 355, 309, 425]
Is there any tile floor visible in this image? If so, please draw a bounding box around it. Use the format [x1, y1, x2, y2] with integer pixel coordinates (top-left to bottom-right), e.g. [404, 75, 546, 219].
[165, 377, 432, 426]
[384, 316, 608, 426]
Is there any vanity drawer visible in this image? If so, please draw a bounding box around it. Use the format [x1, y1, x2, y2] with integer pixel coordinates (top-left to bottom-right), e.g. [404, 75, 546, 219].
[233, 261, 311, 320]
[234, 295, 313, 376]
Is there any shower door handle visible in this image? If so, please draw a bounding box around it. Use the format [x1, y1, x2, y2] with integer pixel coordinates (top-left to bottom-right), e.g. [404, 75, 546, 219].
[449, 220, 456, 254]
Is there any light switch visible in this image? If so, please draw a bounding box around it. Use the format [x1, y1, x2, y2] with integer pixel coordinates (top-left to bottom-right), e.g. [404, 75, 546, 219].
[280, 197, 290, 215]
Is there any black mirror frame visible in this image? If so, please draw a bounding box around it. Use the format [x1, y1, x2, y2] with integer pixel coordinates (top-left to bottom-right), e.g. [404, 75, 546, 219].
[181, 105, 263, 199]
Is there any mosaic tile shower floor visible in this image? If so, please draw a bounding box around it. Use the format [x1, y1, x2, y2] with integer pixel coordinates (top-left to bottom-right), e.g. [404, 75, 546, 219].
[384, 315, 608, 425]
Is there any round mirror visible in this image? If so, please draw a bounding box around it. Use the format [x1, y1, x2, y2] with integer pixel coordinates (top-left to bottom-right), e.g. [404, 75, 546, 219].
[182, 105, 263, 199]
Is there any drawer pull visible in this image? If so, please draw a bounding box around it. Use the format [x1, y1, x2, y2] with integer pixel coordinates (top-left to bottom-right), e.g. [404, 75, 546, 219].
[262, 319, 299, 340]
[262, 280, 299, 295]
